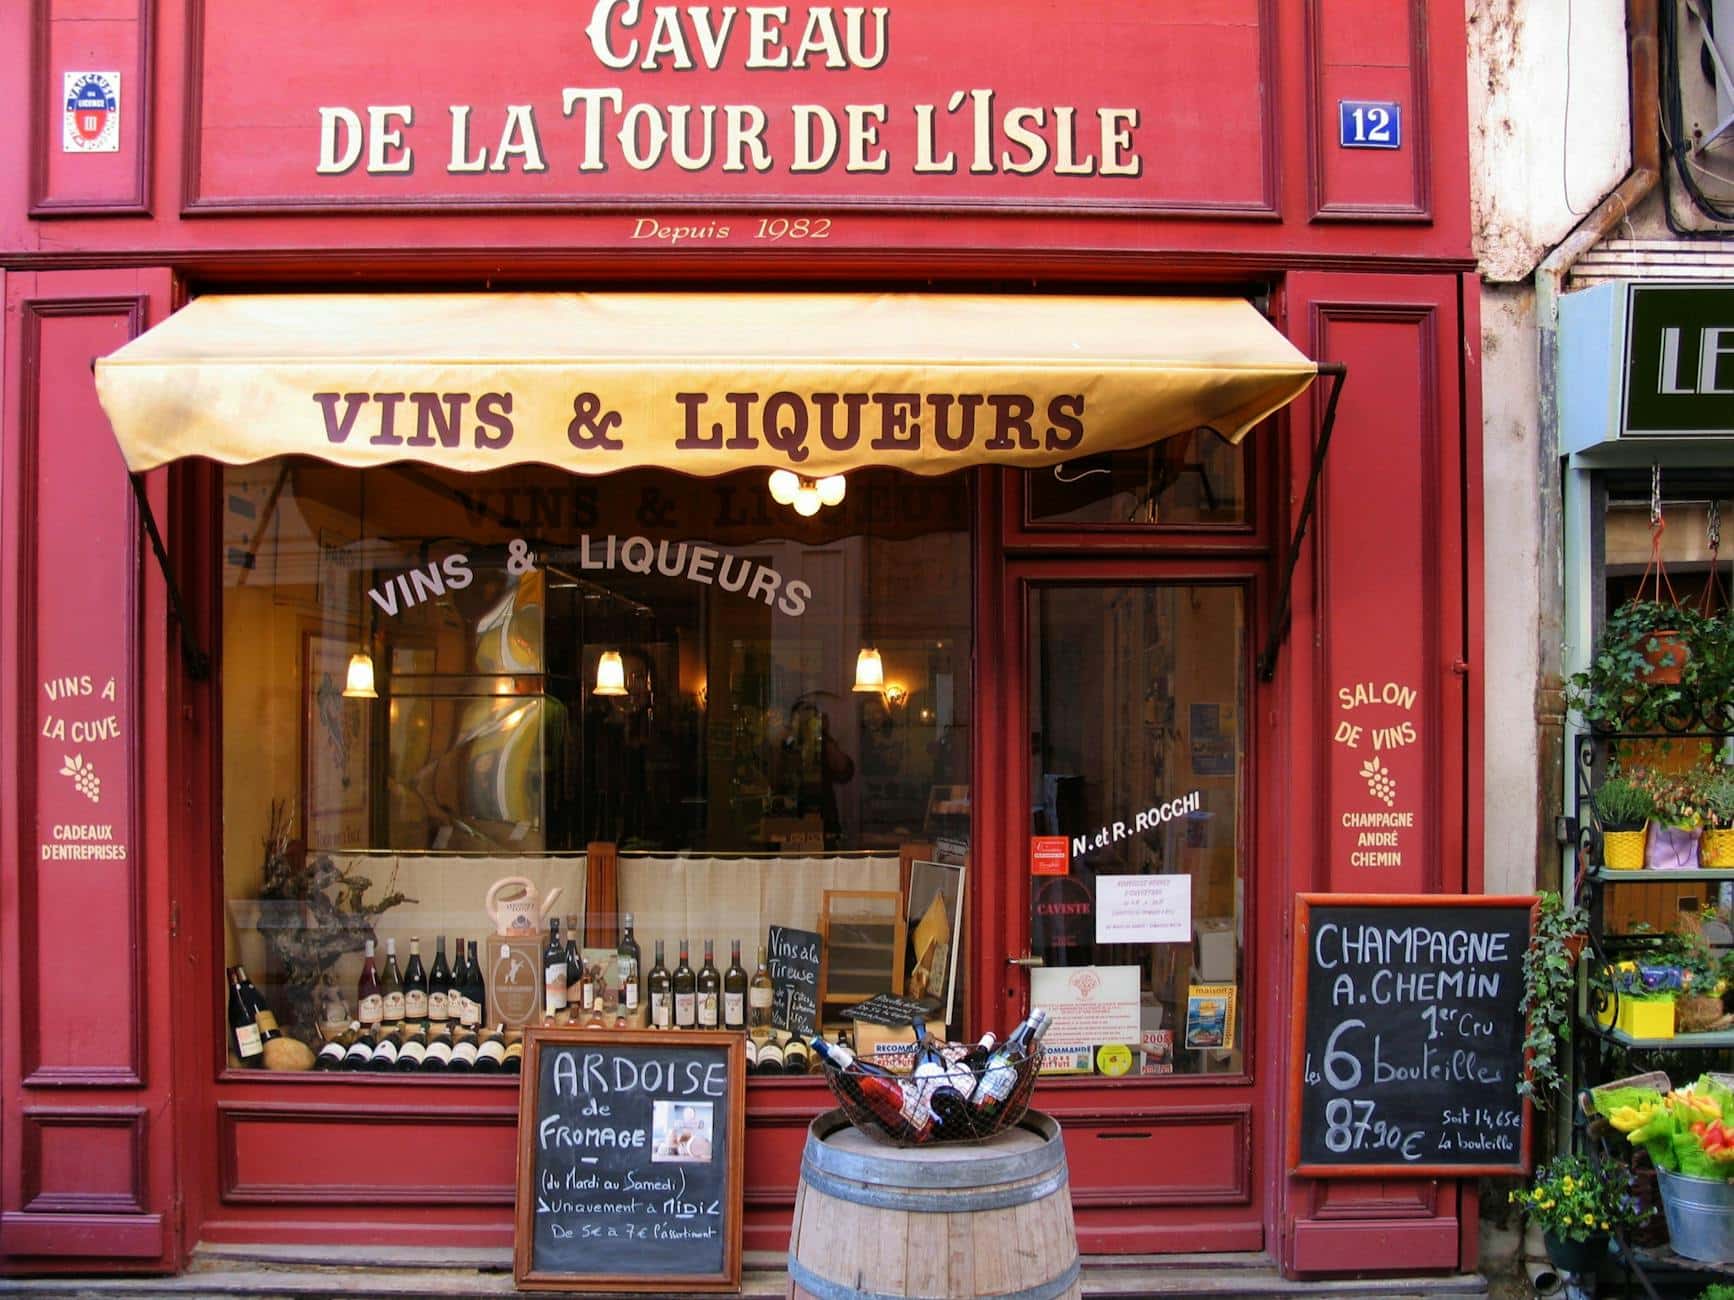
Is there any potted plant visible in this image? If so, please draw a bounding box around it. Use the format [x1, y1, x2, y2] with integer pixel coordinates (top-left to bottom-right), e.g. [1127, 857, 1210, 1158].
[1567, 601, 1706, 733]
[1519, 891, 1588, 1107]
[1592, 772, 1654, 870]
[1691, 766, 1734, 868]
[1508, 1151, 1647, 1276]
[1640, 768, 1703, 871]
[1595, 1073, 1734, 1263]
[1692, 610, 1734, 728]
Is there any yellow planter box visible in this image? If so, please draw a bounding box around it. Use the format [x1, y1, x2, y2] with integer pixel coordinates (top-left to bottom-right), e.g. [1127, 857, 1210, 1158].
[1603, 827, 1648, 870]
[1615, 994, 1677, 1040]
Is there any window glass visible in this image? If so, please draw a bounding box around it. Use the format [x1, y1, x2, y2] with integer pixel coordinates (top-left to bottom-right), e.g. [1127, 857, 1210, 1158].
[1028, 584, 1245, 1078]
[220, 460, 971, 1068]
[1025, 431, 1247, 527]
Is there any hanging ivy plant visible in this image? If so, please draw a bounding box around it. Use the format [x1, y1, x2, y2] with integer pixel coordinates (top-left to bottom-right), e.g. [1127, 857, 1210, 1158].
[1519, 890, 1588, 1108]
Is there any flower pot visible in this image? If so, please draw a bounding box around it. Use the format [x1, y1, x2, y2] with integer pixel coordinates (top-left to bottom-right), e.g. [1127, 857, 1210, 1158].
[1656, 1167, 1734, 1263]
[1543, 1229, 1608, 1275]
[1636, 628, 1689, 684]
[1703, 827, 1734, 867]
[1646, 822, 1701, 870]
[1602, 827, 1648, 870]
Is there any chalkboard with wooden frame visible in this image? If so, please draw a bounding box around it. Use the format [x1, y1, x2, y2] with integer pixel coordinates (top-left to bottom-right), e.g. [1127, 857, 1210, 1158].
[1287, 893, 1536, 1179]
[513, 1027, 746, 1293]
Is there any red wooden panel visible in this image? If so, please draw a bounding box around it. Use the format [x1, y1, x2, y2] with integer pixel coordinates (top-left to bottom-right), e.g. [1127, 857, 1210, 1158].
[23, 1108, 146, 1213]
[1305, 0, 1431, 220]
[218, 1103, 518, 1204]
[17, 294, 145, 1086]
[183, 0, 1276, 217]
[0, 1211, 164, 1258]
[1290, 1214, 1459, 1274]
[29, 0, 152, 214]
[1057, 1107, 1251, 1205]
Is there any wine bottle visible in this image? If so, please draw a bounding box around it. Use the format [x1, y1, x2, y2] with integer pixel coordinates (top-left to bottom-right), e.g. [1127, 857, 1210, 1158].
[422, 1027, 453, 1073]
[368, 1026, 401, 1071]
[357, 940, 383, 1031]
[911, 1020, 968, 1131]
[235, 965, 280, 1043]
[342, 1028, 376, 1072]
[543, 918, 569, 1019]
[449, 1028, 479, 1073]
[744, 1035, 760, 1073]
[648, 940, 671, 1029]
[748, 945, 774, 1042]
[618, 913, 642, 1015]
[475, 1026, 506, 1074]
[315, 1022, 360, 1071]
[809, 1034, 897, 1079]
[396, 1026, 428, 1071]
[973, 1009, 1050, 1120]
[961, 1031, 998, 1073]
[564, 915, 588, 1013]
[782, 1035, 811, 1074]
[755, 1037, 785, 1075]
[403, 937, 429, 1023]
[449, 936, 468, 1025]
[697, 939, 721, 1028]
[723, 939, 747, 1031]
[381, 937, 405, 1029]
[502, 1031, 524, 1074]
[463, 940, 486, 1028]
[673, 939, 696, 1029]
[428, 936, 453, 1027]
[227, 967, 264, 1066]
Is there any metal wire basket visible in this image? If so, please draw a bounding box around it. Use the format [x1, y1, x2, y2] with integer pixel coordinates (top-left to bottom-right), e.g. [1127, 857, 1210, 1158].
[818, 1044, 1043, 1146]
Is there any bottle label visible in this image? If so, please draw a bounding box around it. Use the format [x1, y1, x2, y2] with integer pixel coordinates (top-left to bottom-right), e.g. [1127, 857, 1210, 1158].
[675, 992, 696, 1025]
[317, 1042, 346, 1064]
[405, 990, 428, 1018]
[373, 1041, 399, 1065]
[345, 1043, 373, 1065]
[545, 965, 568, 1014]
[461, 997, 482, 1028]
[698, 993, 718, 1027]
[398, 1041, 427, 1065]
[581, 982, 595, 1012]
[254, 1007, 279, 1033]
[451, 1041, 479, 1066]
[651, 992, 670, 1028]
[625, 982, 639, 1010]
[428, 992, 448, 1020]
[234, 1024, 262, 1057]
[383, 991, 405, 1020]
[478, 1039, 506, 1064]
[724, 992, 745, 1026]
[425, 1040, 453, 1064]
[749, 986, 774, 1009]
[358, 994, 383, 1025]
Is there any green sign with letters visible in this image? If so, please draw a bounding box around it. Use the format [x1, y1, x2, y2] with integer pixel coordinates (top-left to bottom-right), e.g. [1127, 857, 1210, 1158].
[1622, 284, 1734, 436]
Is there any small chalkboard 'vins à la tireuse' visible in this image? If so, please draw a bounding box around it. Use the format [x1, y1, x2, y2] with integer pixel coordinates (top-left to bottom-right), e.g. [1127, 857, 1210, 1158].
[514, 1028, 745, 1293]
[1289, 894, 1536, 1178]
[767, 925, 821, 1038]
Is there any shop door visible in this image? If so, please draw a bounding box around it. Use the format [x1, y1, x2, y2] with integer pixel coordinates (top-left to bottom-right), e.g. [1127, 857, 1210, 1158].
[999, 564, 1269, 1254]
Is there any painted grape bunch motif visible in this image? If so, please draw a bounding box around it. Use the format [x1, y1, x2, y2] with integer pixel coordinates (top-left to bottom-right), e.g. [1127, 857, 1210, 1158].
[59, 754, 101, 804]
[1359, 756, 1396, 807]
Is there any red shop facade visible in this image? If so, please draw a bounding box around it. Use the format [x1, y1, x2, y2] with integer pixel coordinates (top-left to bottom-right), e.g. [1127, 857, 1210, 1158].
[0, 0, 1485, 1284]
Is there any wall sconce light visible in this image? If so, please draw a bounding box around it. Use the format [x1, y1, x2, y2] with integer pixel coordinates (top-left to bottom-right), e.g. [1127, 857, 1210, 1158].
[342, 650, 378, 700]
[852, 646, 885, 693]
[883, 683, 908, 709]
[594, 649, 628, 697]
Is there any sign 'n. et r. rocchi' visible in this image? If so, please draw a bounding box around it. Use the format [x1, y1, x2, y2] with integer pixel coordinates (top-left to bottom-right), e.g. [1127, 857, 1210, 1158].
[188, 0, 1274, 214]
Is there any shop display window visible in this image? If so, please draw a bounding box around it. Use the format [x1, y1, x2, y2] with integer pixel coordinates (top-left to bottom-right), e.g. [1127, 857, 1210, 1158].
[1024, 430, 1247, 528]
[1027, 584, 1247, 1078]
[219, 460, 971, 1072]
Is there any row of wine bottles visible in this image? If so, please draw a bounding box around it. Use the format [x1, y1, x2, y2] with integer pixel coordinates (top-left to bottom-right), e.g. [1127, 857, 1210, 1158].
[358, 935, 484, 1030]
[316, 1021, 524, 1073]
[812, 1009, 1052, 1142]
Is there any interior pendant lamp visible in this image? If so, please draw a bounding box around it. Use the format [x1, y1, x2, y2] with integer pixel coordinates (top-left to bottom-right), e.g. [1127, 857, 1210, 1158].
[594, 649, 628, 697]
[342, 472, 378, 699]
[852, 477, 883, 693]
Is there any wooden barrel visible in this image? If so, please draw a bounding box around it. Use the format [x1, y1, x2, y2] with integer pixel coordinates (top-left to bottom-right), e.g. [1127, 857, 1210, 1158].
[787, 1108, 1080, 1300]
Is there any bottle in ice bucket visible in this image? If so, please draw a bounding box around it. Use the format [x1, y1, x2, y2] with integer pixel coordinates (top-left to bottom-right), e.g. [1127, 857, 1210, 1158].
[810, 1035, 933, 1142]
[972, 1008, 1050, 1122]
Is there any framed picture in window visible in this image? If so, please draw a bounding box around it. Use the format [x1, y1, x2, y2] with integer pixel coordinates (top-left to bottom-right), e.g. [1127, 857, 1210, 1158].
[905, 859, 965, 1023]
[302, 628, 372, 850]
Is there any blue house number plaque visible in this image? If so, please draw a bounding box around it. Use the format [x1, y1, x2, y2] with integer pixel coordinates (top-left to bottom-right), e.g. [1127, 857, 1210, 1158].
[1338, 101, 1402, 150]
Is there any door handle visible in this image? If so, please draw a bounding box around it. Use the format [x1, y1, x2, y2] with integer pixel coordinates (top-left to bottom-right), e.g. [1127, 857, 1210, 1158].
[1005, 954, 1045, 968]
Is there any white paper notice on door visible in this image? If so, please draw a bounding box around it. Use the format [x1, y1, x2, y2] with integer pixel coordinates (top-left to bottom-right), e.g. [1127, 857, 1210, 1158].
[1029, 965, 1142, 1050]
[1095, 874, 1191, 944]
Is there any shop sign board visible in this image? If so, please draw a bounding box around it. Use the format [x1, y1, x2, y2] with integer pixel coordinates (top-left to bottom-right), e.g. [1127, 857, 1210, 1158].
[1288, 894, 1534, 1178]
[766, 925, 821, 1037]
[514, 1027, 745, 1292]
[187, 0, 1276, 215]
[1622, 284, 1734, 436]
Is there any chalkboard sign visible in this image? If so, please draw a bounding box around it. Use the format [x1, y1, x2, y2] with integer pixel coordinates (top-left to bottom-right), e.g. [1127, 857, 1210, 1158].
[767, 925, 821, 1037]
[514, 1028, 745, 1293]
[842, 992, 935, 1027]
[1288, 894, 1535, 1177]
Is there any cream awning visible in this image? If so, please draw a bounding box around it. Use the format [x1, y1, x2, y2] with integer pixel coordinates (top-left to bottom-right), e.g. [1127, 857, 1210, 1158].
[95, 292, 1316, 477]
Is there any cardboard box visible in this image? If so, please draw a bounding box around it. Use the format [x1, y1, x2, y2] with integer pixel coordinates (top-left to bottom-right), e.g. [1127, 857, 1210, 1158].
[852, 1016, 947, 1074]
[1194, 918, 1237, 983]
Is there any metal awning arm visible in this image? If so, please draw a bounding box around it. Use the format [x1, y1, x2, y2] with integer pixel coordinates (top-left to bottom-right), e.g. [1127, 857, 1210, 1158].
[128, 473, 211, 681]
[1255, 362, 1347, 683]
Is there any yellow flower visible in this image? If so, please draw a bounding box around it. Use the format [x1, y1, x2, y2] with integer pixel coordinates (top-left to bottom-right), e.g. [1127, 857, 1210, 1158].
[1601, 1221, 1610, 1230]
[1584, 1213, 1596, 1225]
[1562, 1177, 1576, 1192]
[1539, 1198, 1555, 1210]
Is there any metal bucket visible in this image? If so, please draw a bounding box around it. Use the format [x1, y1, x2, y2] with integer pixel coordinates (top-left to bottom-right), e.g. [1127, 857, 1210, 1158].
[1657, 1167, 1734, 1263]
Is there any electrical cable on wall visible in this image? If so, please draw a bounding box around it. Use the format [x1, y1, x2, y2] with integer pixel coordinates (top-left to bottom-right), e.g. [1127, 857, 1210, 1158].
[1661, 0, 1734, 226]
